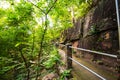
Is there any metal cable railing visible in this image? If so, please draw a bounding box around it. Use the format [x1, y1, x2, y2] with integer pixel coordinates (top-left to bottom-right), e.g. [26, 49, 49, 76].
[115, 0, 120, 54]
[69, 46, 117, 58]
[59, 44, 117, 58]
[68, 57, 106, 80]
[59, 44, 66, 47]
[58, 44, 118, 79]
[58, 48, 106, 80]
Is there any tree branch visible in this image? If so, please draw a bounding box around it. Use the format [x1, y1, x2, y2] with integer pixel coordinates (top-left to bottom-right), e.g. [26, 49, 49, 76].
[27, 0, 57, 15]
[46, 0, 58, 14]
[19, 49, 30, 80]
[27, 0, 46, 14]
[35, 15, 48, 80]
[27, 0, 58, 79]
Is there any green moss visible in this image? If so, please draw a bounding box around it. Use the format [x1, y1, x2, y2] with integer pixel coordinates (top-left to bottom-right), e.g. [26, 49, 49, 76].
[89, 24, 98, 35]
[96, 60, 104, 65]
[97, 37, 104, 42]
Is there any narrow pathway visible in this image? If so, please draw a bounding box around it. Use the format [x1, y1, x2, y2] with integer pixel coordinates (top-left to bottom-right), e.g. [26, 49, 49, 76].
[58, 49, 118, 80]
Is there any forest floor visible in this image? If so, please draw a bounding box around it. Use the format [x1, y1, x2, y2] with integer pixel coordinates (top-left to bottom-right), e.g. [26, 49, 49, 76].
[58, 49, 118, 80]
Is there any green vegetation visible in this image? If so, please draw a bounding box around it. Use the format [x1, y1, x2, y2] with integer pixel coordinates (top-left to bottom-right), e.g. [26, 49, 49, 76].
[60, 69, 71, 80]
[0, 0, 93, 80]
[89, 24, 98, 35]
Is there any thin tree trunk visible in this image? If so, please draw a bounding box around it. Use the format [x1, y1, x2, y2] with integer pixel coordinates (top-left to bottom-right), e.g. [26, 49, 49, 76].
[36, 14, 48, 80]
[20, 49, 30, 80]
[31, 28, 35, 58]
[34, 1, 58, 80]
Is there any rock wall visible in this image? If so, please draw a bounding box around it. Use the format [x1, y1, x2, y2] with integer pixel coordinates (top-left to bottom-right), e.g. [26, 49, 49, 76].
[60, 0, 119, 70]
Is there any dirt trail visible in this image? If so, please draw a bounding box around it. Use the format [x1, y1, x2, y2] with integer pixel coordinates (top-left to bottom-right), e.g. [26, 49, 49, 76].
[58, 49, 118, 80]
[72, 61, 100, 80]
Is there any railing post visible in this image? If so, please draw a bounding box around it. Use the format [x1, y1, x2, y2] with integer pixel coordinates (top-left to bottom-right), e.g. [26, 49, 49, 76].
[66, 43, 72, 79]
[66, 43, 72, 69]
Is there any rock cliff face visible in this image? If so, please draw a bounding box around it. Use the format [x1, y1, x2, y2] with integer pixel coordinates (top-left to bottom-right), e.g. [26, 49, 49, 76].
[60, 0, 119, 70]
[61, 0, 119, 54]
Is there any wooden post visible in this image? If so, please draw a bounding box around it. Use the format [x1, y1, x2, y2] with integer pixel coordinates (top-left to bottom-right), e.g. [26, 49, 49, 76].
[66, 43, 72, 69]
[66, 43, 73, 79]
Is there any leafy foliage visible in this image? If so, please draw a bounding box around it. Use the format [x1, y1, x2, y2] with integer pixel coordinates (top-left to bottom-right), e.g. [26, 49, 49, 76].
[60, 69, 71, 80]
[0, 0, 92, 79]
[43, 48, 60, 69]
